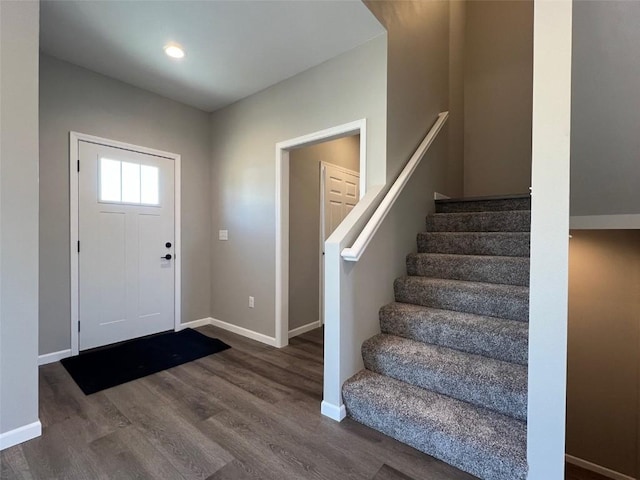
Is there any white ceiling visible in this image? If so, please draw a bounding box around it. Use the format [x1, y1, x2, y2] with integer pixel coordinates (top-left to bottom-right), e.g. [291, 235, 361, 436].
[39, 1, 385, 112]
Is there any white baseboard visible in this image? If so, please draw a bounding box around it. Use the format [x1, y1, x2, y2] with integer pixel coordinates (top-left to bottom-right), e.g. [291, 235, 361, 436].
[38, 349, 72, 366]
[321, 401, 346, 422]
[570, 214, 640, 230]
[0, 421, 42, 451]
[566, 454, 636, 480]
[176, 317, 213, 331]
[209, 317, 277, 347]
[288, 320, 321, 339]
[434, 191, 451, 200]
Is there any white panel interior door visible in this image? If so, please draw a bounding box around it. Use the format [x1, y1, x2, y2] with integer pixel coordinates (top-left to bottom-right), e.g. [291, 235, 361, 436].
[78, 140, 175, 350]
[320, 162, 359, 324]
[321, 163, 360, 241]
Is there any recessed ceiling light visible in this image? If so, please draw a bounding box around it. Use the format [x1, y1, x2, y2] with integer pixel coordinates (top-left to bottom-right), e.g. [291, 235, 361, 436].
[164, 43, 185, 59]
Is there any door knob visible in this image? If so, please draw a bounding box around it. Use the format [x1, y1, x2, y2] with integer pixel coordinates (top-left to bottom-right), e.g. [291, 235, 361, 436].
[161, 254, 172, 260]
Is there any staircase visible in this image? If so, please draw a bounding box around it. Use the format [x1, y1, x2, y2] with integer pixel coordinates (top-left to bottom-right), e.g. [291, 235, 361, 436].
[342, 195, 530, 480]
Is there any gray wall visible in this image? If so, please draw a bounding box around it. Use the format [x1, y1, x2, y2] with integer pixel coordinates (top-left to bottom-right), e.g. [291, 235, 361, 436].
[463, 0, 533, 197]
[567, 230, 640, 477]
[366, 1, 454, 186]
[209, 35, 387, 338]
[289, 135, 360, 331]
[0, 0, 40, 437]
[571, 1, 640, 216]
[448, 0, 465, 197]
[39, 55, 212, 355]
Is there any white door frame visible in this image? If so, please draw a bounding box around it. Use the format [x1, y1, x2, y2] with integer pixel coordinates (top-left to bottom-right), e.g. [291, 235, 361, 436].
[69, 132, 181, 356]
[274, 119, 366, 348]
[319, 162, 360, 327]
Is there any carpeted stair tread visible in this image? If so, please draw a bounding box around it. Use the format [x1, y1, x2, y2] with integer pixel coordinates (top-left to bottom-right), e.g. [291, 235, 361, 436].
[394, 276, 529, 322]
[426, 210, 531, 233]
[435, 195, 531, 213]
[362, 334, 527, 420]
[380, 302, 528, 365]
[407, 253, 529, 286]
[418, 232, 530, 257]
[342, 370, 528, 480]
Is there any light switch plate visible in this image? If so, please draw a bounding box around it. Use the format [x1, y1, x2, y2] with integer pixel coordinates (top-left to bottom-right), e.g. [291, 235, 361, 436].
[219, 230, 228, 241]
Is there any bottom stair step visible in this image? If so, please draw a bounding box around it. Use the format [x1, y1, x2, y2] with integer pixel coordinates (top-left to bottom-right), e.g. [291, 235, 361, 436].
[342, 370, 527, 480]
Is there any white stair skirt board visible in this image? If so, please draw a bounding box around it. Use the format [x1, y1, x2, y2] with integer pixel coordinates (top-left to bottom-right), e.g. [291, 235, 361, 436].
[321, 401, 346, 422]
[0, 421, 42, 451]
[209, 317, 278, 347]
[175, 317, 213, 331]
[38, 349, 72, 366]
[566, 455, 637, 480]
[434, 192, 451, 200]
[289, 320, 321, 339]
[570, 214, 640, 230]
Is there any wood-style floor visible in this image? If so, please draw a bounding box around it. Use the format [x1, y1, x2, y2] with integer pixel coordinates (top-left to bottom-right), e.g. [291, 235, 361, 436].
[565, 463, 613, 480]
[0, 326, 477, 480]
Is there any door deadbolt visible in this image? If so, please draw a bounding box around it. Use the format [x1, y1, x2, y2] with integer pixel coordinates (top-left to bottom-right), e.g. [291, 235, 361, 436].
[165, 242, 172, 248]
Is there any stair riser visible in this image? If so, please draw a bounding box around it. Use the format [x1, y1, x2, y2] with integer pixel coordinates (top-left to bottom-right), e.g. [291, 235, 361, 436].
[342, 371, 528, 480]
[407, 254, 530, 286]
[418, 232, 530, 257]
[426, 211, 531, 232]
[362, 338, 527, 421]
[379, 304, 528, 365]
[394, 278, 529, 322]
[435, 197, 531, 213]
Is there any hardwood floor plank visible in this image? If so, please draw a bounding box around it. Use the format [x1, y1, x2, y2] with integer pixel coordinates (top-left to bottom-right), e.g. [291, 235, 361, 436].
[39, 363, 132, 439]
[104, 382, 233, 479]
[20, 418, 107, 480]
[205, 459, 266, 480]
[202, 404, 369, 480]
[202, 347, 322, 400]
[0, 447, 33, 480]
[194, 352, 297, 403]
[139, 369, 225, 423]
[372, 464, 416, 480]
[565, 463, 614, 480]
[88, 427, 186, 480]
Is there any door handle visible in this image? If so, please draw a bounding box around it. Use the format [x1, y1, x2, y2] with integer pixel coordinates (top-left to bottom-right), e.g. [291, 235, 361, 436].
[161, 254, 172, 260]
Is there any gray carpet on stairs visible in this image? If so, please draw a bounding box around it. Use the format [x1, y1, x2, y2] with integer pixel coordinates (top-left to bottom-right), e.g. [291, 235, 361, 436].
[362, 334, 528, 420]
[426, 210, 531, 232]
[342, 370, 528, 480]
[343, 196, 531, 480]
[435, 195, 531, 213]
[407, 252, 530, 286]
[418, 232, 530, 257]
[379, 303, 528, 365]
[394, 276, 529, 322]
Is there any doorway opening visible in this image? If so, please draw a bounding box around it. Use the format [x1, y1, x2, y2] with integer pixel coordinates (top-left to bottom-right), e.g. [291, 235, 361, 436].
[275, 120, 366, 348]
[288, 136, 360, 343]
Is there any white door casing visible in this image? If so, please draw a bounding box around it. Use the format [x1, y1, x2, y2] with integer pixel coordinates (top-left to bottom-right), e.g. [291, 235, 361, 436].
[319, 162, 360, 325]
[275, 119, 366, 348]
[70, 132, 181, 355]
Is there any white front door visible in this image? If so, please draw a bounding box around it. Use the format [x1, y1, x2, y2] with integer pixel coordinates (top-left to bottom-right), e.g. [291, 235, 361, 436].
[320, 162, 360, 324]
[78, 140, 175, 350]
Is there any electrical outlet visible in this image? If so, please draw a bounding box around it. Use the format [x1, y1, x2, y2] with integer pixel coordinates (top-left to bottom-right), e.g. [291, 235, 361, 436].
[219, 230, 228, 241]
[249, 296, 255, 308]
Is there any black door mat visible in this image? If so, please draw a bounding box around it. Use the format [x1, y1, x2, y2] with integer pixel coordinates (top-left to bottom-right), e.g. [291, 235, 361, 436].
[61, 328, 230, 395]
